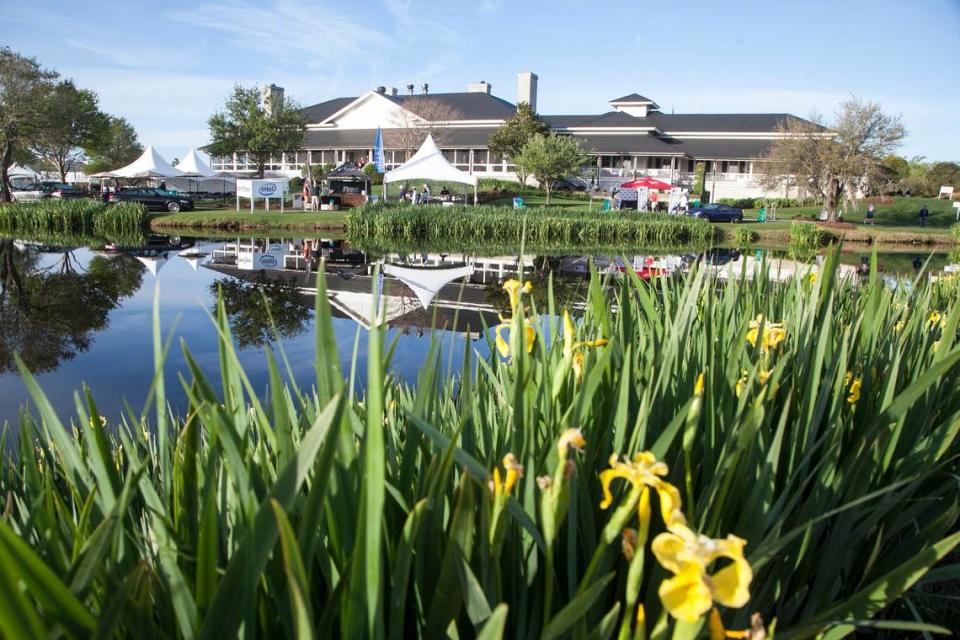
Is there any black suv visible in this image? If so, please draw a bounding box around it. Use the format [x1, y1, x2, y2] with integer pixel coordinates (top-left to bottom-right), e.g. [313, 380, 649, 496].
[110, 188, 194, 212]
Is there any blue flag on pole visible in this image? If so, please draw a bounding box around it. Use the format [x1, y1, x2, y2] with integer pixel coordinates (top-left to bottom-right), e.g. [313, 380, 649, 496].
[372, 127, 385, 172]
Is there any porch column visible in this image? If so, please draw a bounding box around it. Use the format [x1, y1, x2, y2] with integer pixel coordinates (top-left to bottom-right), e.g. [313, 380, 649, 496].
[670, 157, 676, 185]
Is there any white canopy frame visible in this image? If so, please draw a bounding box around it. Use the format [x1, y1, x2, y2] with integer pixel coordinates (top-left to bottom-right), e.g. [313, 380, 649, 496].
[383, 135, 478, 205]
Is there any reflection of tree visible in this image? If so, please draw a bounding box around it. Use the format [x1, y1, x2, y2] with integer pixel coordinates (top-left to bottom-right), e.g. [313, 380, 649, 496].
[212, 273, 311, 349]
[0, 242, 144, 373]
[482, 257, 589, 317]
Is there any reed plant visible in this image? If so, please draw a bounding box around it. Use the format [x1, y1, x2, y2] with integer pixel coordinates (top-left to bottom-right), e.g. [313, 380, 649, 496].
[0, 200, 147, 238]
[347, 203, 716, 247]
[1, 248, 959, 639]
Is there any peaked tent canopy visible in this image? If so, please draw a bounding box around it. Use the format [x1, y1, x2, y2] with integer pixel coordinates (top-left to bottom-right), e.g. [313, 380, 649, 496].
[111, 146, 186, 179]
[176, 148, 217, 177]
[9, 164, 41, 180]
[384, 134, 478, 188]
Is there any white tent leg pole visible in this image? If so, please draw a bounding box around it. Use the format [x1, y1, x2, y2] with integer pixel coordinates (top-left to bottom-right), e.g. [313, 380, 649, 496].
[236, 191, 239, 211]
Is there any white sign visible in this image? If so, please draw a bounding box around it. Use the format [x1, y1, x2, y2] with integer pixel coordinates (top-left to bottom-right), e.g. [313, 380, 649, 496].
[236, 178, 289, 199]
[237, 244, 284, 271]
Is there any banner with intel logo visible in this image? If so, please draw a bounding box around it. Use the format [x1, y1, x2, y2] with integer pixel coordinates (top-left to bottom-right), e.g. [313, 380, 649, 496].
[236, 178, 290, 199]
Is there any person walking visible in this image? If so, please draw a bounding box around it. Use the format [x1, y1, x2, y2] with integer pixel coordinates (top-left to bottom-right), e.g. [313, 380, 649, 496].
[918, 205, 929, 227]
[865, 203, 876, 225]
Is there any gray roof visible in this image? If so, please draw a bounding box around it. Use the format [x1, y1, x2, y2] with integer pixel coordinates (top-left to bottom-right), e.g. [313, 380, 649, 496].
[610, 93, 657, 104]
[300, 92, 518, 125]
[302, 127, 497, 149]
[388, 92, 518, 120]
[545, 110, 820, 133]
[300, 97, 356, 123]
[644, 112, 818, 133]
[572, 133, 686, 155]
[666, 138, 775, 160]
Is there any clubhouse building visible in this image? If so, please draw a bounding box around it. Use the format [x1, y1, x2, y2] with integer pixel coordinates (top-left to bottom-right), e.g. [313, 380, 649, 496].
[210, 73, 822, 199]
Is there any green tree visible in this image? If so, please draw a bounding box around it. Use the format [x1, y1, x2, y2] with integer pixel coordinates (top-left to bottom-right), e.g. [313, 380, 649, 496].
[759, 97, 905, 220]
[212, 273, 311, 349]
[207, 85, 305, 178]
[926, 161, 960, 193]
[84, 116, 143, 174]
[487, 102, 550, 186]
[0, 48, 57, 201]
[362, 161, 383, 185]
[878, 155, 909, 195]
[31, 80, 109, 182]
[513, 133, 588, 204]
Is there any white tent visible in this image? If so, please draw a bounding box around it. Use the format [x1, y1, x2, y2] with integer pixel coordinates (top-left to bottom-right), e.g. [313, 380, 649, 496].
[9, 164, 41, 180]
[383, 264, 475, 309]
[165, 149, 236, 194]
[111, 146, 185, 179]
[383, 135, 478, 204]
[177, 148, 217, 177]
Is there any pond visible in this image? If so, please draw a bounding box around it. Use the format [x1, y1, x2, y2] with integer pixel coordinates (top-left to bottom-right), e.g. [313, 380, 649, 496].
[0, 234, 954, 426]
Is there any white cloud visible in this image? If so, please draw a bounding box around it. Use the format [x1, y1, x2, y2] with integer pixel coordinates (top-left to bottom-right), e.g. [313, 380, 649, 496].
[165, 0, 389, 69]
[63, 39, 198, 70]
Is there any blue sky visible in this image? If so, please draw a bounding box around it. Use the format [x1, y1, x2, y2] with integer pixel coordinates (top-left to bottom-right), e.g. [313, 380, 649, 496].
[2, 0, 958, 162]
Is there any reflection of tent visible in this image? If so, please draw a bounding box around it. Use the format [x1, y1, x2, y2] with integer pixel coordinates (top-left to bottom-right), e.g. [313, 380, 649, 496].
[383, 264, 475, 309]
[111, 146, 186, 179]
[621, 177, 671, 190]
[178, 251, 210, 271]
[384, 135, 478, 204]
[136, 254, 169, 276]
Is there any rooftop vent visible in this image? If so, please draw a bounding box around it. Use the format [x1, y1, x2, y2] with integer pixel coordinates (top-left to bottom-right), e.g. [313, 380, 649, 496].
[375, 86, 386, 94]
[388, 86, 398, 96]
[422, 83, 429, 95]
[406, 83, 415, 95]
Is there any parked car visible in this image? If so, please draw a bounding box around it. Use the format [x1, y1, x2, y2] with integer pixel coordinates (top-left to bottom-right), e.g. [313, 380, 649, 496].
[689, 203, 744, 223]
[11, 181, 84, 202]
[110, 187, 194, 212]
[551, 177, 588, 192]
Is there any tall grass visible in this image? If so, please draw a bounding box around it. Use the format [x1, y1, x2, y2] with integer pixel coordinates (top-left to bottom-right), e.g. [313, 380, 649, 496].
[1, 249, 959, 638]
[348, 203, 716, 247]
[0, 200, 147, 238]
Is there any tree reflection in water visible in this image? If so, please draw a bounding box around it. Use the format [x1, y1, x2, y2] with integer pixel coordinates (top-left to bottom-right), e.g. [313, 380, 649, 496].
[212, 272, 312, 349]
[0, 239, 144, 373]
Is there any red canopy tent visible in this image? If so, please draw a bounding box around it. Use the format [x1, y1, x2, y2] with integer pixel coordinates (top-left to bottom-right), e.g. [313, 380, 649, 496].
[621, 176, 672, 190]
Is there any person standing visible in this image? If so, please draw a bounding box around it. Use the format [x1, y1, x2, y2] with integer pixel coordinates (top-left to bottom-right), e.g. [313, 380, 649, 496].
[411, 186, 419, 205]
[918, 204, 929, 227]
[865, 203, 876, 225]
[398, 183, 407, 203]
[422, 183, 431, 204]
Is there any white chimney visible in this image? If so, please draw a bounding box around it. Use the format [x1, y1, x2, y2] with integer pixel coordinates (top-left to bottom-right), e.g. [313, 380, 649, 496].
[467, 81, 492, 94]
[517, 72, 537, 113]
[262, 84, 284, 116]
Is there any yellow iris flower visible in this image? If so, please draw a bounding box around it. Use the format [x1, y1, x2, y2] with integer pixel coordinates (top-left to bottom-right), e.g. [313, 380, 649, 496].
[745, 315, 786, 351]
[709, 608, 751, 640]
[928, 310, 942, 327]
[894, 320, 906, 332]
[847, 377, 862, 404]
[557, 428, 586, 455]
[491, 453, 523, 498]
[502, 278, 533, 313]
[495, 320, 536, 358]
[599, 452, 684, 527]
[652, 522, 753, 622]
[562, 310, 609, 381]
